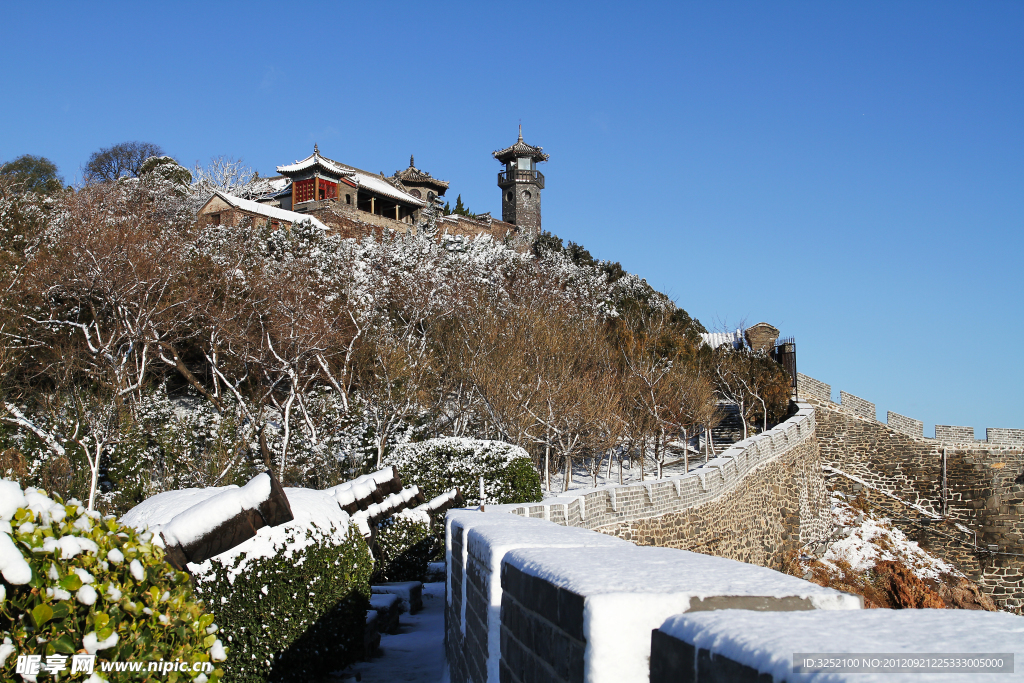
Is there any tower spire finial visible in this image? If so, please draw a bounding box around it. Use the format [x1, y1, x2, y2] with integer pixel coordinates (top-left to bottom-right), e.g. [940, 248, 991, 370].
[518, 122, 522, 142]
[410, 154, 415, 168]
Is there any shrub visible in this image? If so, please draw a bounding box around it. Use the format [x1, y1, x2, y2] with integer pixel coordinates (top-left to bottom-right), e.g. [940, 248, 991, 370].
[185, 490, 372, 683]
[371, 511, 435, 583]
[384, 437, 542, 506]
[0, 481, 224, 682]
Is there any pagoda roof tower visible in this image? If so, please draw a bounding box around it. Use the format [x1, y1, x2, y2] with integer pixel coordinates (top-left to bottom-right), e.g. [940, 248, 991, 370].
[492, 126, 549, 163]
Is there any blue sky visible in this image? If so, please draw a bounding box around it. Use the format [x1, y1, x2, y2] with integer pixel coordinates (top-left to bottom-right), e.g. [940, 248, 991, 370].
[2, 1, 1021, 436]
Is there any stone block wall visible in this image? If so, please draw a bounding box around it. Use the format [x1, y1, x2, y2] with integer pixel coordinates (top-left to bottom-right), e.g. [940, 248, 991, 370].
[839, 390, 875, 420]
[446, 404, 845, 683]
[805, 387, 1024, 612]
[797, 373, 1024, 447]
[598, 435, 824, 571]
[989, 428, 1024, 446]
[494, 404, 829, 570]
[446, 510, 860, 683]
[936, 424, 977, 442]
[797, 372, 831, 403]
[887, 411, 924, 439]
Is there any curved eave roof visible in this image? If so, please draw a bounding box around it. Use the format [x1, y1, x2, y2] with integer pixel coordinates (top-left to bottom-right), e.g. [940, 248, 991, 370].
[394, 167, 450, 188]
[492, 139, 549, 162]
[277, 152, 354, 178]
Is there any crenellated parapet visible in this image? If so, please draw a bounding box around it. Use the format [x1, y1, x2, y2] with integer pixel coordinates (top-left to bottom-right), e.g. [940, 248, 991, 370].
[797, 373, 1024, 446]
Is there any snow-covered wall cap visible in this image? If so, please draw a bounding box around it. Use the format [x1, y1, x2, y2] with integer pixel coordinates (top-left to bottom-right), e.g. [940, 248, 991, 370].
[121, 485, 238, 530]
[659, 609, 1024, 683]
[157, 473, 272, 547]
[506, 545, 860, 610]
[186, 487, 351, 581]
[450, 509, 629, 569]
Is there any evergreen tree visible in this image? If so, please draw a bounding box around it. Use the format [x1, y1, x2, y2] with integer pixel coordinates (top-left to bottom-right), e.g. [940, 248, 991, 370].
[452, 194, 474, 217]
[0, 155, 63, 194]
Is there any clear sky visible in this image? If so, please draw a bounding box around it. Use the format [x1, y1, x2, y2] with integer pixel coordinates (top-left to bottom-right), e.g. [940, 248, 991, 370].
[2, 1, 1021, 437]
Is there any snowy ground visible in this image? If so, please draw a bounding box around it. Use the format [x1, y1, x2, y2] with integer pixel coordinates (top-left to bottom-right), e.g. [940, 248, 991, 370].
[803, 492, 960, 581]
[541, 447, 710, 497]
[331, 582, 446, 683]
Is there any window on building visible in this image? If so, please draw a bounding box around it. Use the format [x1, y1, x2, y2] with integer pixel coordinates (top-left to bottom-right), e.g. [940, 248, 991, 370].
[518, 157, 532, 171]
[506, 191, 513, 202]
[523, 190, 532, 199]
[210, 213, 221, 225]
[294, 179, 315, 203]
[427, 191, 435, 202]
[410, 189, 422, 198]
[346, 194, 352, 204]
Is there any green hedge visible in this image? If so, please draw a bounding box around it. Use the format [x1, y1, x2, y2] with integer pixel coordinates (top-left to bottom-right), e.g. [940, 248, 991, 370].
[188, 521, 371, 683]
[384, 437, 542, 506]
[371, 513, 435, 584]
[0, 485, 222, 682]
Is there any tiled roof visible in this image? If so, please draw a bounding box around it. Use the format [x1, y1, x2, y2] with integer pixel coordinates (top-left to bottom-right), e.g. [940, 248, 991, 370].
[393, 155, 450, 190]
[210, 191, 331, 231]
[276, 149, 428, 207]
[354, 172, 427, 206]
[493, 128, 549, 162]
[700, 329, 745, 350]
[277, 147, 354, 178]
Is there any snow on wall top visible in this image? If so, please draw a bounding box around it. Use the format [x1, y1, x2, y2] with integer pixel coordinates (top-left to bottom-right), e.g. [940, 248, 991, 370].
[699, 328, 745, 350]
[659, 609, 1024, 683]
[152, 473, 272, 547]
[490, 403, 816, 531]
[120, 485, 237, 531]
[449, 508, 629, 569]
[506, 545, 860, 610]
[212, 190, 331, 231]
[186, 486, 351, 583]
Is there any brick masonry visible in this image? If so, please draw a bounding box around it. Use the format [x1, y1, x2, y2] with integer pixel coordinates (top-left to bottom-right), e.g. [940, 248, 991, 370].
[495, 404, 829, 570]
[839, 390, 875, 420]
[797, 374, 1024, 613]
[447, 404, 838, 683]
[596, 436, 825, 571]
[887, 411, 924, 439]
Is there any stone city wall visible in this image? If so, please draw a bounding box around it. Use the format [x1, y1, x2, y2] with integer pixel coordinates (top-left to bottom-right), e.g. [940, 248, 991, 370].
[445, 511, 860, 683]
[446, 403, 839, 683]
[497, 403, 829, 571]
[797, 373, 1024, 612]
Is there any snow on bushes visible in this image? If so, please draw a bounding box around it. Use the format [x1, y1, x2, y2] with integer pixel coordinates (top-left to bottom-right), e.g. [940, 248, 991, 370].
[0, 480, 223, 681]
[383, 437, 542, 506]
[124, 486, 372, 683]
[372, 510, 435, 583]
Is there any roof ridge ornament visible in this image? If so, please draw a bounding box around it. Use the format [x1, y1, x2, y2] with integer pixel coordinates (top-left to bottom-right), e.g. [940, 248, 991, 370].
[314, 143, 319, 154]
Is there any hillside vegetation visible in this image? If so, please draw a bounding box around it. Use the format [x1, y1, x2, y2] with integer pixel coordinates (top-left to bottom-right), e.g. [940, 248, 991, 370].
[0, 160, 790, 515]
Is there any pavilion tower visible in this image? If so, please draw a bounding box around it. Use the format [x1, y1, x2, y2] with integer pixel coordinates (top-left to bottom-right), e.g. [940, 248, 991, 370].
[493, 126, 548, 230]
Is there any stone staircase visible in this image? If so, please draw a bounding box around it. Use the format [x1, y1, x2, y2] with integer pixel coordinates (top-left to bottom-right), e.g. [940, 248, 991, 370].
[711, 403, 744, 447]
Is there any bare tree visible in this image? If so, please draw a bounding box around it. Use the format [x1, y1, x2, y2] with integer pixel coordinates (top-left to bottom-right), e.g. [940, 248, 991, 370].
[84, 141, 165, 182]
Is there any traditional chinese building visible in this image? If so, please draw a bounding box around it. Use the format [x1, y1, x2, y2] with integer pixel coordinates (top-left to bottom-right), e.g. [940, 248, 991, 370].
[494, 127, 548, 231]
[196, 135, 542, 240]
